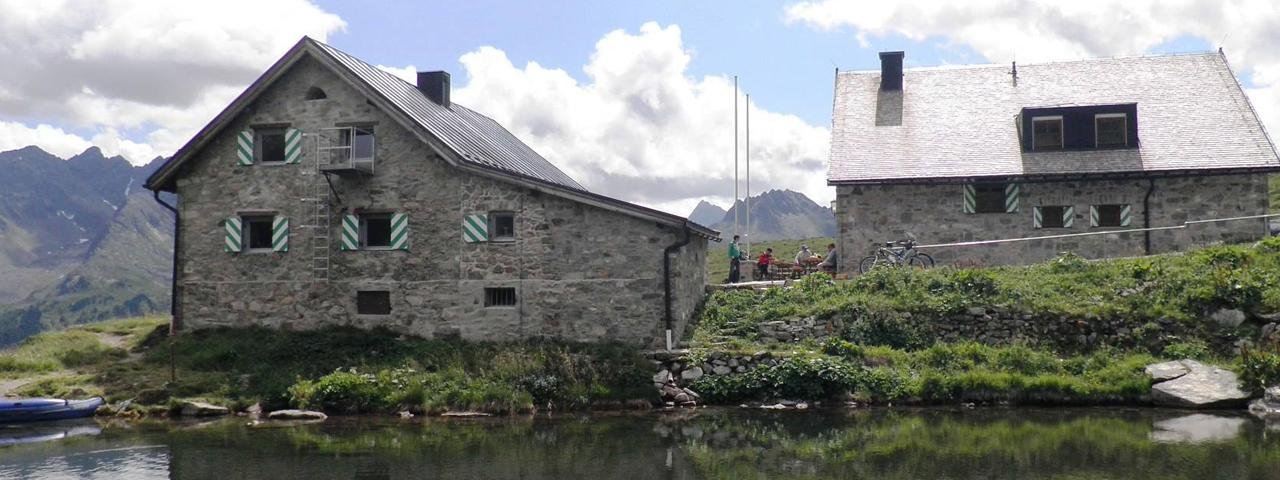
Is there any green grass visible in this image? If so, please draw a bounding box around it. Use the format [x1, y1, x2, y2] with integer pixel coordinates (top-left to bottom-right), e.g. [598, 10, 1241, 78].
[706, 236, 834, 283]
[0, 320, 155, 377]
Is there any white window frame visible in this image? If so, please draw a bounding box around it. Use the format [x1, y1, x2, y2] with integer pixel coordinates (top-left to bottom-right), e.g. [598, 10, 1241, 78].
[254, 128, 288, 165]
[1031, 115, 1064, 150]
[1094, 113, 1128, 148]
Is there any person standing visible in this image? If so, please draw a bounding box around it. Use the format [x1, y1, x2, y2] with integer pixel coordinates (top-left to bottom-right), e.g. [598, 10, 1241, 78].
[756, 248, 774, 279]
[728, 235, 742, 283]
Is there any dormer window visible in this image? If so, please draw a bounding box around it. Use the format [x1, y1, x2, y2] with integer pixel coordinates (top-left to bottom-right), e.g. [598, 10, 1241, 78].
[1095, 113, 1127, 147]
[1032, 116, 1063, 150]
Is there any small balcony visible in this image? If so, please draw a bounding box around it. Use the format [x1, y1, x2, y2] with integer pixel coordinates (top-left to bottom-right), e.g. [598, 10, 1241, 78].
[318, 126, 375, 176]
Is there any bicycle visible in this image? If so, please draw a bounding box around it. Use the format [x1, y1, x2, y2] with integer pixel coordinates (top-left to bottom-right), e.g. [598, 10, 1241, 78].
[858, 238, 934, 273]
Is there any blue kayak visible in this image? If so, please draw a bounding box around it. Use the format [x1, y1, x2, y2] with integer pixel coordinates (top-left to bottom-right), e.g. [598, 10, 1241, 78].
[0, 397, 104, 423]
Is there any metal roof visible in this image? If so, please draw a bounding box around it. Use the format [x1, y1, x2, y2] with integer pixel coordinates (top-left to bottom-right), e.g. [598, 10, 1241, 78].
[828, 52, 1280, 184]
[312, 40, 586, 191]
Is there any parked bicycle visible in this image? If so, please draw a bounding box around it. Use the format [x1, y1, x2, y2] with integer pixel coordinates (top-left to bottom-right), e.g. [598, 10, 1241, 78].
[858, 238, 934, 273]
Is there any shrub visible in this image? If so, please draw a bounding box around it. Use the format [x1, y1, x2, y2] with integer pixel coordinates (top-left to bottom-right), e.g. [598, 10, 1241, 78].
[1162, 340, 1211, 361]
[1239, 342, 1280, 392]
[842, 313, 932, 350]
[821, 338, 864, 360]
[1048, 252, 1089, 273]
[289, 369, 387, 413]
[930, 269, 1000, 297]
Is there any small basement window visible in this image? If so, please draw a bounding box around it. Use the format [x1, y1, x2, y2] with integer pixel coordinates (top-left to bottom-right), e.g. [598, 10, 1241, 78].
[356, 290, 391, 315]
[341, 126, 375, 161]
[1095, 114, 1127, 147]
[484, 287, 517, 307]
[490, 212, 515, 241]
[243, 215, 274, 251]
[1038, 206, 1068, 228]
[362, 214, 392, 248]
[1032, 116, 1063, 150]
[1093, 204, 1127, 227]
[974, 183, 1007, 214]
[256, 128, 287, 163]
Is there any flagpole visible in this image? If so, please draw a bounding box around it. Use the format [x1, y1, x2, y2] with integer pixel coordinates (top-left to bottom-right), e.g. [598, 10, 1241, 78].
[733, 76, 739, 241]
[745, 92, 751, 258]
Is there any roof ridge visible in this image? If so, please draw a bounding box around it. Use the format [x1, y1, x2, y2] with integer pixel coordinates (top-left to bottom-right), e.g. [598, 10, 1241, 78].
[838, 50, 1220, 75]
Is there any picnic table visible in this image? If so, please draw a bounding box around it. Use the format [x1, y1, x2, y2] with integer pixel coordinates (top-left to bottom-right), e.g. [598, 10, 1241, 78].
[751, 256, 824, 281]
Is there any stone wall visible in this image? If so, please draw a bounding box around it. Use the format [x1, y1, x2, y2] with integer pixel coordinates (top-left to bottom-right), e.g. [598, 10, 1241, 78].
[835, 174, 1269, 272]
[172, 53, 708, 346]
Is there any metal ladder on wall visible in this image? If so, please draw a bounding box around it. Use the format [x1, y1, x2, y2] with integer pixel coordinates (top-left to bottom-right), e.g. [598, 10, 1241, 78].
[300, 133, 331, 282]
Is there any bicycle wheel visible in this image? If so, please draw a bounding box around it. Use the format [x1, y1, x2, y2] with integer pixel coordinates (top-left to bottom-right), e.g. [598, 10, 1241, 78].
[909, 253, 934, 269]
[858, 255, 879, 274]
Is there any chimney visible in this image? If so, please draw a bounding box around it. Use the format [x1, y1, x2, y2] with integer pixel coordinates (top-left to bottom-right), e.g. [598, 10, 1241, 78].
[416, 71, 450, 107]
[879, 51, 904, 91]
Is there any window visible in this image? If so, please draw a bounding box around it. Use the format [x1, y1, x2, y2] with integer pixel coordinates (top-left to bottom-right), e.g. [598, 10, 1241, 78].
[1032, 116, 1063, 150]
[1093, 204, 1127, 227]
[356, 290, 391, 315]
[974, 183, 1007, 214]
[305, 86, 327, 100]
[490, 212, 515, 241]
[361, 213, 392, 248]
[341, 126, 375, 161]
[243, 215, 274, 251]
[1038, 206, 1067, 228]
[255, 128, 287, 163]
[484, 287, 517, 307]
[1095, 114, 1127, 147]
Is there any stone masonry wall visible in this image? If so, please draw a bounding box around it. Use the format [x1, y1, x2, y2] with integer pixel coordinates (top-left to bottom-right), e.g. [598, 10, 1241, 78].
[835, 174, 1269, 272]
[172, 53, 708, 346]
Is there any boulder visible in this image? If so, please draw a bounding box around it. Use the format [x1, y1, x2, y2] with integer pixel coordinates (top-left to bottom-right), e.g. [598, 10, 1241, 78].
[712, 365, 732, 376]
[177, 400, 229, 417]
[681, 367, 704, 382]
[652, 369, 672, 385]
[1149, 360, 1251, 408]
[266, 409, 328, 421]
[1210, 309, 1246, 328]
[1145, 360, 1191, 382]
[1248, 386, 1280, 419]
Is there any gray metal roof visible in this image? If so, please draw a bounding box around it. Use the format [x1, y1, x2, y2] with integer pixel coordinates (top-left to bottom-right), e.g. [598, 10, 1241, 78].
[828, 52, 1280, 184]
[312, 40, 586, 191]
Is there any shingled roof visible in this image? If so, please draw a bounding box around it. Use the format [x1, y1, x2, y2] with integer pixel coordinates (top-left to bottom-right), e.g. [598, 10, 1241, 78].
[146, 37, 716, 239]
[828, 52, 1280, 184]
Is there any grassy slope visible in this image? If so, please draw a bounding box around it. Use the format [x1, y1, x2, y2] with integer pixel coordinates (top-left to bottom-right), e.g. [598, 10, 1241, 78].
[0, 317, 654, 415]
[706, 236, 834, 283]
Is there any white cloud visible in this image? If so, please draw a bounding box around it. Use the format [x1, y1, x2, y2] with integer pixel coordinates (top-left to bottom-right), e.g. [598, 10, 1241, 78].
[0, 122, 93, 159]
[453, 23, 832, 215]
[376, 65, 419, 84]
[784, 0, 1280, 141]
[0, 0, 345, 164]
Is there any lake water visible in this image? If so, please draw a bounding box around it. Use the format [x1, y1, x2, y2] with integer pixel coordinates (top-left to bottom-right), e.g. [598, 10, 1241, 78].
[1, 407, 1277, 479]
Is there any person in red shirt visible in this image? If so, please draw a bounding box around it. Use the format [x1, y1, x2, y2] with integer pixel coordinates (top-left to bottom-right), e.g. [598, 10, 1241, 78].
[756, 248, 774, 279]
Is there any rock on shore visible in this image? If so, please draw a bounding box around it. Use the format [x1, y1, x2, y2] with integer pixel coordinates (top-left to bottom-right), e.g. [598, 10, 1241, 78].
[1146, 360, 1251, 409]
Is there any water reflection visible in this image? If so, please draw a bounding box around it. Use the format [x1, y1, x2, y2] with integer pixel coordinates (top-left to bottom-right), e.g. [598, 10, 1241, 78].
[0, 408, 1276, 479]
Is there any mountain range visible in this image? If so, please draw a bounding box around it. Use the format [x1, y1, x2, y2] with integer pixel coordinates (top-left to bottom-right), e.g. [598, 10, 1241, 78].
[689, 189, 836, 241]
[0, 146, 173, 345]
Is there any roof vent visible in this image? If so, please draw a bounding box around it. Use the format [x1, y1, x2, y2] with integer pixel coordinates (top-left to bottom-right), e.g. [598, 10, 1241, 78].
[879, 51, 904, 91]
[416, 71, 450, 107]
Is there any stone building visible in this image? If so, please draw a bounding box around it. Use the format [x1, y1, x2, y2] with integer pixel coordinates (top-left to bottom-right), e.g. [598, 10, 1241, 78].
[829, 51, 1280, 270]
[145, 37, 716, 346]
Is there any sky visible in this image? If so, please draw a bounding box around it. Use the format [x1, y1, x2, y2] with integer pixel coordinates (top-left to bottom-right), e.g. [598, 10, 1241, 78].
[1, 0, 1278, 216]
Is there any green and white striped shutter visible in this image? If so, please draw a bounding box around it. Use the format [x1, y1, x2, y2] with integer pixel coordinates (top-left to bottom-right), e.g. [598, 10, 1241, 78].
[1089, 205, 1100, 227]
[1032, 206, 1044, 229]
[1063, 206, 1075, 228]
[1119, 204, 1132, 227]
[340, 215, 359, 251]
[962, 185, 976, 214]
[463, 214, 488, 243]
[284, 128, 303, 164]
[389, 213, 409, 250]
[1004, 183, 1020, 213]
[224, 217, 243, 253]
[272, 216, 289, 252]
[236, 130, 254, 165]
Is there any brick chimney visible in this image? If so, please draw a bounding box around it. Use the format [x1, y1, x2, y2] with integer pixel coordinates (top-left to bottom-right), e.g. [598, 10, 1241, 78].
[417, 71, 450, 107]
[879, 51, 904, 91]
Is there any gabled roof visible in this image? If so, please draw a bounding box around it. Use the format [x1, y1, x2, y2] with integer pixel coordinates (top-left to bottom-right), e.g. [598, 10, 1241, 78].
[828, 52, 1280, 184]
[146, 37, 716, 239]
